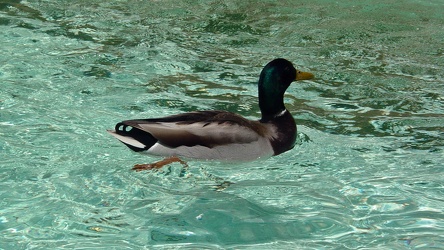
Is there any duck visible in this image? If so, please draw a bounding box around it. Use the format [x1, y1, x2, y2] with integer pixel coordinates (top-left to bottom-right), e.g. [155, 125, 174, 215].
[107, 58, 314, 171]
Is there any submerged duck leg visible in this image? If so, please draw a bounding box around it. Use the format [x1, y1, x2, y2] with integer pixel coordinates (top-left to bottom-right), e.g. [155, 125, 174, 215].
[132, 156, 188, 171]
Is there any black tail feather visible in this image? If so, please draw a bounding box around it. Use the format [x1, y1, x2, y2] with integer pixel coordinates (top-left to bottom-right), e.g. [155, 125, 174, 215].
[115, 122, 157, 152]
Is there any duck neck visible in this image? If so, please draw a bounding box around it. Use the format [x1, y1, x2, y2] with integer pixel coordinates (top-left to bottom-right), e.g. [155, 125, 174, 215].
[258, 84, 286, 122]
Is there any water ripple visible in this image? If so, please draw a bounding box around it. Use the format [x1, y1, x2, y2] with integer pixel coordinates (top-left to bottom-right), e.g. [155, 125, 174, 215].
[1, 0, 444, 249]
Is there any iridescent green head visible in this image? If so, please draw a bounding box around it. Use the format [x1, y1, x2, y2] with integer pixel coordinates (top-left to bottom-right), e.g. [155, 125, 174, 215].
[258, 58, 314, 120]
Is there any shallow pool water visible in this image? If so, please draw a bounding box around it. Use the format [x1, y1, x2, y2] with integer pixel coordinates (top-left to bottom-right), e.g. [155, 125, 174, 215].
[1, 0, 443, 249]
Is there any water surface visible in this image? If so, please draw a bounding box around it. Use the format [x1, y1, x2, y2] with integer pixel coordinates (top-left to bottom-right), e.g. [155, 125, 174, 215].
[1, 0, 443, 249]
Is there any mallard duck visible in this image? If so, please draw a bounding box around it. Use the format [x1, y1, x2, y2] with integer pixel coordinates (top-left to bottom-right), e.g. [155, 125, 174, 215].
[108, 58, 314, 170]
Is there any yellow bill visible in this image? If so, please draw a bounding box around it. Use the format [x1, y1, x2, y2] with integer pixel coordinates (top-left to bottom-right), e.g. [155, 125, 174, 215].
[295, 70, 314, 81]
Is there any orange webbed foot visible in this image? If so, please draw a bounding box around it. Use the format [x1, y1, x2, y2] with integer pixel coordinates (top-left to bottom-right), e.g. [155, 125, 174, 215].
[132, 156, 188, 172]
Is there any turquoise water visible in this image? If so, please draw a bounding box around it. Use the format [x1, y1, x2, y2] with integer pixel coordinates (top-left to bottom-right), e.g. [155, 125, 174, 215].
[1, 0, 443, 249]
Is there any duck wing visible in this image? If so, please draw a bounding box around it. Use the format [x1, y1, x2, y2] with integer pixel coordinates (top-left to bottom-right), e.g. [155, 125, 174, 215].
[107, 111, 272, 158]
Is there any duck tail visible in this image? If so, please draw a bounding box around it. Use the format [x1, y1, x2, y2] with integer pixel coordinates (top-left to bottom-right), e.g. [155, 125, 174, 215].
[107, 122, 157, 152]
